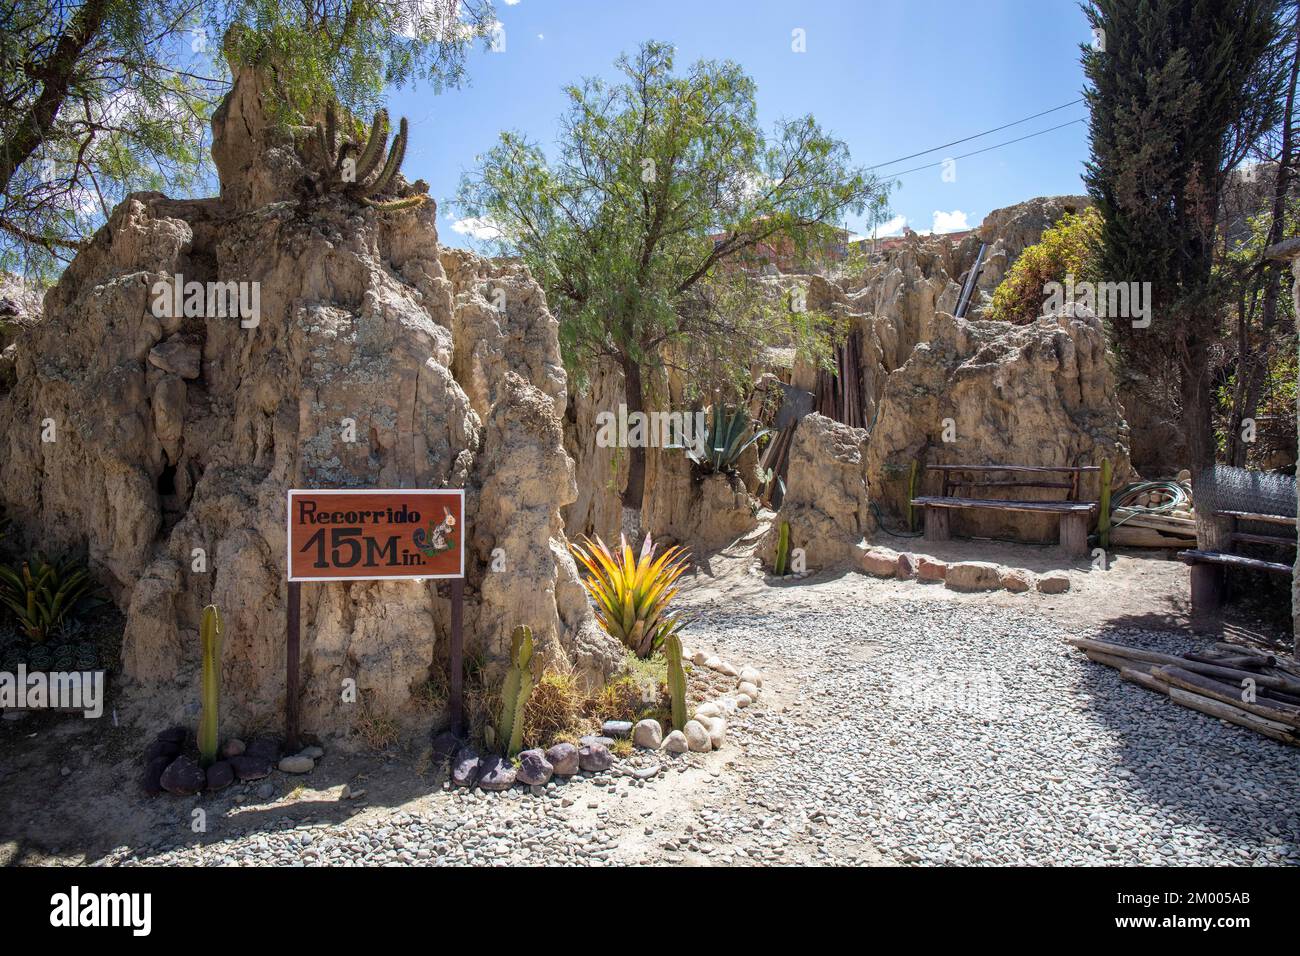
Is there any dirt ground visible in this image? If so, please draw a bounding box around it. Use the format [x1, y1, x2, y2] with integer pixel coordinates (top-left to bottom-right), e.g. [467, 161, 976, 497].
[0, 524, 1290, 867]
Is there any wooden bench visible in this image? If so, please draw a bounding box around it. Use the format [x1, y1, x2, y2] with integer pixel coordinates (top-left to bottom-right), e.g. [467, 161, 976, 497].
[912, 464, 1101, 557]
[1178, 510, 1296, 614]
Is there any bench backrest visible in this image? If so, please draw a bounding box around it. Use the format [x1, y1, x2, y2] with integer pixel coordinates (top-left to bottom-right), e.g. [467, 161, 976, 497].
[929, 464, 1101, 503]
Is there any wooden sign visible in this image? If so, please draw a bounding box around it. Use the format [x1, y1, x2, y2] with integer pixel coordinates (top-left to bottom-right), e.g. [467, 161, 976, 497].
[286, 489, 464, 582]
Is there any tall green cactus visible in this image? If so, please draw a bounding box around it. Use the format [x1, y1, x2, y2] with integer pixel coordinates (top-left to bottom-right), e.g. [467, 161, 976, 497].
[1098, 457, 1112, 550]
[198, 604, 222, 767]
[774, 520, 790, 576]
[301, 101, 426, 211]
[496, 625, 534, 757]
[665, 632, 687, 730]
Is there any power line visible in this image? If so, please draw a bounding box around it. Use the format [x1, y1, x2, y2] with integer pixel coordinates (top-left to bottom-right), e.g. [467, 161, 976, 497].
[884, 118, 1086, 178]
[867, 99, 1084, 170]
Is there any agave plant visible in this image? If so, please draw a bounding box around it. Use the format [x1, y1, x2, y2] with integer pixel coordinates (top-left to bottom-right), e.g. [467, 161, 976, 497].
[570, 533, 689, 659]
[0, 555, 105, 644]
[686, 401, 772, 475]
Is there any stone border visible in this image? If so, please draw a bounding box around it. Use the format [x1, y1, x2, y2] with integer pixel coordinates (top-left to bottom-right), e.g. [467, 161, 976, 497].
[856, 546, 1070, 595]
[439, 651, 766, 793]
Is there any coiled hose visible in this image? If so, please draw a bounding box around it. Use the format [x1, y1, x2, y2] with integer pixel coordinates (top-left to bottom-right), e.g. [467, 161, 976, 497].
[1108, 479, 1192, 527]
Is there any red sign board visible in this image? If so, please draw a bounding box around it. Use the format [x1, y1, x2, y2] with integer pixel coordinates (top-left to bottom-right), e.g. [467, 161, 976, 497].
[287, 489, 464, 582]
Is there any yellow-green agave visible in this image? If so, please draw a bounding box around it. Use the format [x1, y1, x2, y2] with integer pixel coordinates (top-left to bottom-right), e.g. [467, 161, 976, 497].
[570, 533, 689, 659]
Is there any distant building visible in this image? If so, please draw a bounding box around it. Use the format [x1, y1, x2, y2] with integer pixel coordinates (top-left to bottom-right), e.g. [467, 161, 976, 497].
[849, 228, 976, 258]
[707, 223, 852, 274]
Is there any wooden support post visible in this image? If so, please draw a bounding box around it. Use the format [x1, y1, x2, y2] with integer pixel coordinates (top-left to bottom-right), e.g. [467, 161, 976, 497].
[1059, 512, 1088, 557]
[286, 579, 301, 752]
[449, 577, 465, 739]
[923, 505, 950, 542]
[1189, 563, 1225, 617]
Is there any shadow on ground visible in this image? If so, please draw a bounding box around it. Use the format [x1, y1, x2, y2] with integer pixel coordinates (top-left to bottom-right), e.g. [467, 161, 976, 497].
[1068, 612, 1300, 857]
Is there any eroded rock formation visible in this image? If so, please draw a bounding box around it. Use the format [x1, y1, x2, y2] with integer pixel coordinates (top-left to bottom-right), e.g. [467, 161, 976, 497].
[758, 413, 870, 569]
[865, 309, 1132, 542]
[562, 195, 1134, 560]
[0, 66, 621, 737]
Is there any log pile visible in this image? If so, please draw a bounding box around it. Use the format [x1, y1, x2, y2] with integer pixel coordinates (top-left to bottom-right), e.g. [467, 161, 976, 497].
[1067, 637, 1300, 746]
[1107, 479, 1197, 548]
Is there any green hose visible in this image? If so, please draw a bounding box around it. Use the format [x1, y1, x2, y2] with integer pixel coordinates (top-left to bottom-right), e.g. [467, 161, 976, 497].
[1108, 480, 1191, 528]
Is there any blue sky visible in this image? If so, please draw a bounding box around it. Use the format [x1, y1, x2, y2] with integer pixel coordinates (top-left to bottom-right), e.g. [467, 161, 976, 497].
[388, 0, 1095, 249]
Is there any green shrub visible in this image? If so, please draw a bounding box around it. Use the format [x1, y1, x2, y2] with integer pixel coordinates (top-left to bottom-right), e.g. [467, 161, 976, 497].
[984, 208, 1102, 323]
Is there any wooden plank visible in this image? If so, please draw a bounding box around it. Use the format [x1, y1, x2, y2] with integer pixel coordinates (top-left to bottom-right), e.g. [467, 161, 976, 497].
[923, 504, 950, 542]
[947, 480, 1076, 490]
[1119, 666, 1172, 696]
[1176, 549, 1293, 575]
[1084, 649, 1157, 674]
[1067, 638, 1187, 668]
[1067, 637, 1300, 695]
[1214, 510, 1297, 527]
[911, 496, 1096, 515]
[1112, 508, 1197, 531]
[926, 464, 1101, 474]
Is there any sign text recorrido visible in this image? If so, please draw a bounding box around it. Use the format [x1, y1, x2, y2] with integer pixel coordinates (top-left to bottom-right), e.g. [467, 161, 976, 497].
[287, 489, 464, 581]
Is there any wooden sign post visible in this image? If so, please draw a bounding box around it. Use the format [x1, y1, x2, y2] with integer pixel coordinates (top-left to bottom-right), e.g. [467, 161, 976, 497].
[286, 489, 466, 748]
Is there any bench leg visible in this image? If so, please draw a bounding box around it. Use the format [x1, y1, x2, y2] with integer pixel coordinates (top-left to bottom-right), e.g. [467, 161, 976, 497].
[1189, 563, 1225, 617]
[923, 506, 950, 543]
[1059, 513, 1088, 557]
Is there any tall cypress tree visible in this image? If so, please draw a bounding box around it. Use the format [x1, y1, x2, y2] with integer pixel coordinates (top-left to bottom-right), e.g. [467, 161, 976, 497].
[1081, 0, 1287, 479]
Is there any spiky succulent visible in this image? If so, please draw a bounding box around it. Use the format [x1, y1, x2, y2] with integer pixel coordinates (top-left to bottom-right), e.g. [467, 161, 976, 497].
[570, 533, 689, 659]
[686, 401, 772, 475]
[0, 555, 105, 644]
[300, 100, 429, 211]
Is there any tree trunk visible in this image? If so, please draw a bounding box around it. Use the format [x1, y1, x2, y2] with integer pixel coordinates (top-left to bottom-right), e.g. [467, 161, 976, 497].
[0, 0, 113, 195]
[620, 353, 646, 540]
[1181, 330, 1219, 547]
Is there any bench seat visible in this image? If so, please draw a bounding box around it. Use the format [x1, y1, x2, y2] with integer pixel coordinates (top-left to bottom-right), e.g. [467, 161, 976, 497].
[910, 496, 1096, 556]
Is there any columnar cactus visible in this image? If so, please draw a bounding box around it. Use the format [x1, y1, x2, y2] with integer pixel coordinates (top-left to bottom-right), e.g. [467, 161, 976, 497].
[774, 520, 790, 576]
[303, 100, 428, 211]
[198, 604, 222, 767]
[665, 632, 687, 730]
[496, 625, 534, 757]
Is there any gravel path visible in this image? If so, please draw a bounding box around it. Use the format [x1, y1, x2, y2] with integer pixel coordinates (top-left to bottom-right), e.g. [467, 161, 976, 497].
[92, 582, 1300, 867]
[694, 591, 1300, 866]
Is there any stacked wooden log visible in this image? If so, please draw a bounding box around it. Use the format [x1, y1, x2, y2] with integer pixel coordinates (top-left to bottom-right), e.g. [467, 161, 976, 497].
[1107, 480, 1197, 548]
[1108, 508, 1198, 548]
[1067, 637, 1300, 746]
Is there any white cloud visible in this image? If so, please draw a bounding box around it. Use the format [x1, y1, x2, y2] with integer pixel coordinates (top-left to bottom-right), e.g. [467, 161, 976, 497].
[504, 0, 520, 5]
[450, 216, 504, 241]
[396, 1, 480, 41]
[930, 209, 970, 233]
[867, 214, 907, 238]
